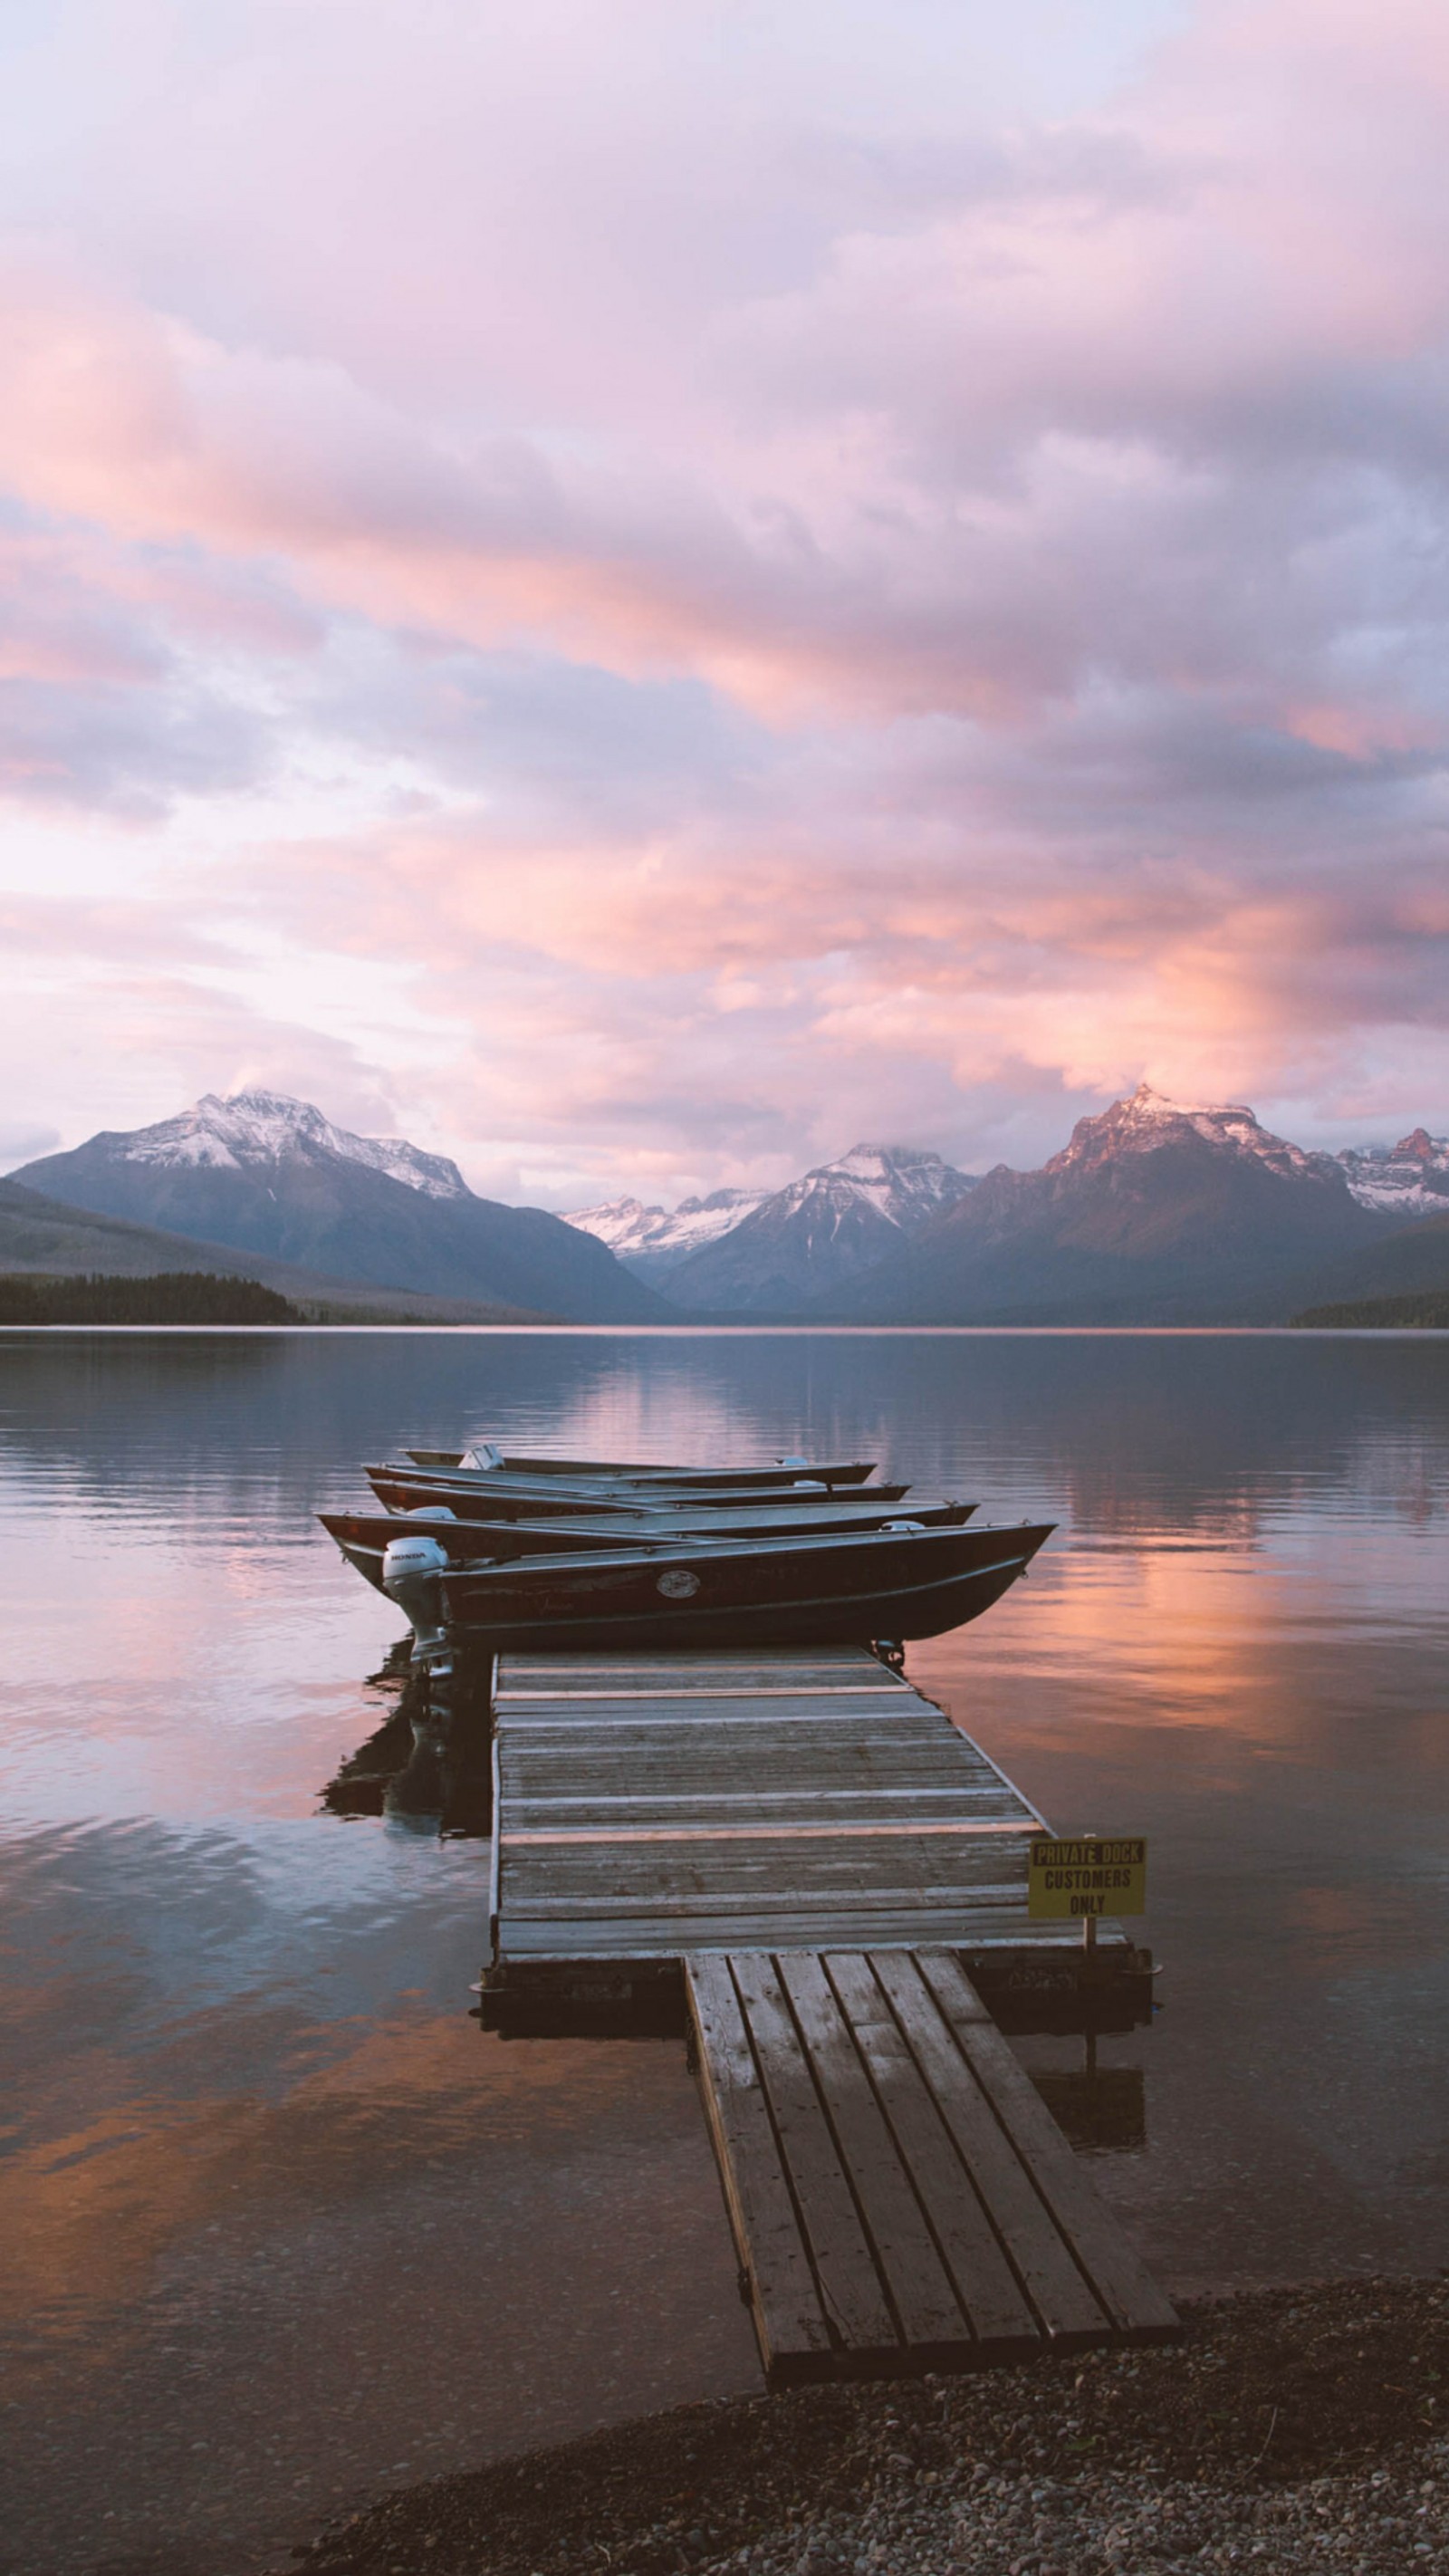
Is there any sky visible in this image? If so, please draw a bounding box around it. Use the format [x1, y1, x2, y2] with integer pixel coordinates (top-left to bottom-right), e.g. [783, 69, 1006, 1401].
[2, 0, 1448, 1208]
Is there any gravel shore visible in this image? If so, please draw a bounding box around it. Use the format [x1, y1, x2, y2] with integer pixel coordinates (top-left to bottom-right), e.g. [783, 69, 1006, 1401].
[281, 2278, 1447, 2575]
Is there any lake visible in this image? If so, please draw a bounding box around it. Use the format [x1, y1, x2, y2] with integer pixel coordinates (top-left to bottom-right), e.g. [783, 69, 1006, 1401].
[3, 1328, 1447, 2575]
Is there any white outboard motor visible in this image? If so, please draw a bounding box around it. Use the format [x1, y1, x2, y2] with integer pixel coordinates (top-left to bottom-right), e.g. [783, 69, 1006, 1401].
[381, 1533, 451, 1658]
[460, 1443, 504, 1471]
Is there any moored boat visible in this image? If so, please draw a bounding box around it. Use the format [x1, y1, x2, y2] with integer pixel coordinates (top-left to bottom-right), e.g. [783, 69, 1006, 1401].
[378, 1517, 1054, 1656]
[365, 1465, 912, 1518]
[398, 1447, 876, 1488]
[321, 1495, 977, 1591]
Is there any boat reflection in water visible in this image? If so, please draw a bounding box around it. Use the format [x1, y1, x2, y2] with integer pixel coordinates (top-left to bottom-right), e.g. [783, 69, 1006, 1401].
[319, 1642, 494, 1839]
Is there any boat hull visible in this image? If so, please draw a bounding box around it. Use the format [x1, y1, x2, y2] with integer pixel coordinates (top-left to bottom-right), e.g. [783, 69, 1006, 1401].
[322, 1497, 977, 1591]
[401, 1452, 877, 1487]
[420, 1523, 1053, 1652]
[366, 1468, 912, 1519]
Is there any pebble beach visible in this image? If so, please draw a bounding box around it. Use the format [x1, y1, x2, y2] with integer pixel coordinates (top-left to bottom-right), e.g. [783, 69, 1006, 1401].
[280, 2278, 1448, 2576]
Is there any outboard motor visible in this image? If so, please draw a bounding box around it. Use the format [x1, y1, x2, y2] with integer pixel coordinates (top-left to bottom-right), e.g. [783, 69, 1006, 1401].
[460, 1443, 504, 1471]
[381, 1533, 451, 1659]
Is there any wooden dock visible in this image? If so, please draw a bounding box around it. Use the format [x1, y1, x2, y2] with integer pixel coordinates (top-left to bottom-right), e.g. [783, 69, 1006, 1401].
[493, 1645, 1065, 1958]
[689, 1946, 1176, 2383]
[485, 1644, 1176, 2382]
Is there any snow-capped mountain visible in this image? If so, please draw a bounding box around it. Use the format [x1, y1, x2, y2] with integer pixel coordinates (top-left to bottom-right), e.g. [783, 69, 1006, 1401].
[564, 1195, 665, 1257]
[812, 1145, 979, 1221]
[13, 1092, 665, 1322]
[0, 1174, 542, 1321]
[98, 1089, 470, 1199]
[1338, 1128, 1449, 1218]
[563, 1186, 771, 1283]
[1059, 1085, 1346, 1184]
[660, 1145, 978, 1312]
[830, 1085, 1392, 1325]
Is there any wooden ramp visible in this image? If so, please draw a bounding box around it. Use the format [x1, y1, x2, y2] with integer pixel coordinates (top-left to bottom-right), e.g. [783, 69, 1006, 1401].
[688, 1946, 1178, 2385]
[491, 1646, 1059, 1959]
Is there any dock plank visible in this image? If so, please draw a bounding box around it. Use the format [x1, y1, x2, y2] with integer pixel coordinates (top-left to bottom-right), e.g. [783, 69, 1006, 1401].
[687, 1950, 1176, 2385]
[504, 1906, 1129, 1957]
[492, 1647, 1043, 1963]
[820, 1953, 1041, 2355]
[728, 1953, 897, 2351]
[686, 1955, 833, 2379]
[869, 1949, 1109, 2346]
[915, 1951, 1179, 2342]
[773, 1950, 971, 2353]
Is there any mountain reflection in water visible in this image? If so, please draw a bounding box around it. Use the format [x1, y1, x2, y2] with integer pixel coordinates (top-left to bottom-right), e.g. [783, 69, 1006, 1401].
[0, 1326, 1446, 2576]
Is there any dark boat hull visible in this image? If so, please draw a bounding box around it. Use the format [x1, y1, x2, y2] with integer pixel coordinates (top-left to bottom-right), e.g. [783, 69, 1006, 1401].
[419, 1522, 1053, 1652]
[366, 1468, 911, 1519]
[322, 1497, 977, 1591]
[401, 1451, 877, 1487]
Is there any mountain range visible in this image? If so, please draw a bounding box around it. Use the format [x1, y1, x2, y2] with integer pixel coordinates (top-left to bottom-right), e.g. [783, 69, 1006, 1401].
[11, 1091, 665, 1323]
[822, 1088, 1392, 1324]
[1334, 1127, 1449, 1218]
[566, 1146, 975, 1311]
[6, 1084, 1448, 1325]
[568, 1091, 1449, 1322]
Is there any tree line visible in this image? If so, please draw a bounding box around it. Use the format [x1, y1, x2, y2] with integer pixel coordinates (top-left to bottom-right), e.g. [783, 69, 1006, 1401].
[0, 1272, 303, 1324]
[1291, 1292, 1449, 1330]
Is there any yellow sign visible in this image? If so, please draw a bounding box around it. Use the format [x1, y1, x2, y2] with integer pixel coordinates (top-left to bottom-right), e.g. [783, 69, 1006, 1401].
[1028, 1835, 1147, 1920]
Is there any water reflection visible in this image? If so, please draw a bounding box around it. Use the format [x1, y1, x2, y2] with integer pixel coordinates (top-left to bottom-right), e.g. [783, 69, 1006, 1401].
[1, 1328, 1447, 2575]
[319, 1647, 494, 1837]
[1032, 2062, 1147, 2156]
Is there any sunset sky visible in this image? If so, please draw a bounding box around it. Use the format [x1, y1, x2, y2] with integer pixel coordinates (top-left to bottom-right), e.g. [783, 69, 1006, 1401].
[3, 0, 1448, 1207]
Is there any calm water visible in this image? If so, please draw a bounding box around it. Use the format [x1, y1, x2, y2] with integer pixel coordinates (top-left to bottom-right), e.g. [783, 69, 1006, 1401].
[3, 1329, 1447, 2574]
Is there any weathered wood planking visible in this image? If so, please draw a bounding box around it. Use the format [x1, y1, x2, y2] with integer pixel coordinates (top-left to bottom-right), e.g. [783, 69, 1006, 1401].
[498, 1906, 1118, 1958]
[491, 1646, 1051, 1964]
[687, 1948, 1177, 2385]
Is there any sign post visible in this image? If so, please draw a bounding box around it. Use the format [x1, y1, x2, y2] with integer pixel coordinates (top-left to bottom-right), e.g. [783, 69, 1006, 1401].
[1027, 1835, 1147, 1948]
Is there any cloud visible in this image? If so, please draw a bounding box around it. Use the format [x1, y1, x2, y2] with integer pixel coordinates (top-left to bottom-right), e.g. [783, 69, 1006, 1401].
[0, 1119, 61, 1169]
[1, 0, 1448, 1183]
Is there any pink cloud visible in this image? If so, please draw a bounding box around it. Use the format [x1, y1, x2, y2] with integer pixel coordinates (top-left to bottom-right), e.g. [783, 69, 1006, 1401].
[2, 0, 1449, 1177]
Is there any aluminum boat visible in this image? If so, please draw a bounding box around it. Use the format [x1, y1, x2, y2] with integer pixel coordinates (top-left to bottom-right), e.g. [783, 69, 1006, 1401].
[398, 1447, 876, 1488]
[322, 1495, 977, 1591]
[365, 1465, 912, 1518]
[379, 1517, 1054, 1656]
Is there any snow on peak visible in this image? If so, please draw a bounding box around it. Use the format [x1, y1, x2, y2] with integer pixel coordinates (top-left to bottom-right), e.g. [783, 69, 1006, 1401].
[1337, 1128, 1449, 1216]
[1054, 1086, 1339, 1183]
[567, 1149, 975, 1272]
[1124, 1082, 1249, 1121]
[663, 1187, 773, 1248]
[563, 1195, 669, 1255]
[563, 1185, 770, 1272]
[762, 1143, 973, 1231]
[112, 1091, 468, 1198]
[803, 1144, 976, 1223]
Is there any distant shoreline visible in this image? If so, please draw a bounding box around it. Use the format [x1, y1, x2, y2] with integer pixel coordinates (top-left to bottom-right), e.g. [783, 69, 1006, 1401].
[1290, 1290, 1449, 1328]
[1, 1321, 1446, 1338]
